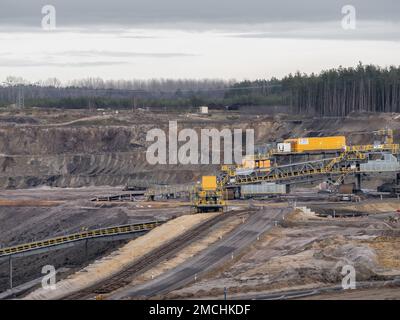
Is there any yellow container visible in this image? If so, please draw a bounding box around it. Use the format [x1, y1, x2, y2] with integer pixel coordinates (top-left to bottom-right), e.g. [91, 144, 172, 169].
[241, 159, 254, 169]
[241, 159, 270, 169]
[257, 159, 271, 169]
[202, 176, 217, 191]
[284, 136, 346, 152]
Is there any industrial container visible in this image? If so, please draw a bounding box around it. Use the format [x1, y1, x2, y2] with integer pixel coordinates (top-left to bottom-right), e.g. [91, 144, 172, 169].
[277, 143, 291, 153]
[201, 176, 217, 190]
[338, 183, 355, 194]
[360, 153, 400, 172]
[240, 183, 287, 196]
[199, 106, 208, 114]
[241, 159, 256, 169]
[241, 158, 270, 169]
[284, 136, 346, 153]
[257, 159, 271, 169]
[236, 158, 270, 176]
[222, 188, 235, 200]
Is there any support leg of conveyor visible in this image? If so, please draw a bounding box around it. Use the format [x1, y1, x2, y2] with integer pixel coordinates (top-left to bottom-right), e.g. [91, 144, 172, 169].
[355, 173, 362, 191]
[85, 239, 88, 259]
[9, 256, 13, 290]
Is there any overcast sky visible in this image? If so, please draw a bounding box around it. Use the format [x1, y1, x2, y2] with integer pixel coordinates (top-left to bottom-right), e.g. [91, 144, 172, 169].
[1, 0, 400, 82]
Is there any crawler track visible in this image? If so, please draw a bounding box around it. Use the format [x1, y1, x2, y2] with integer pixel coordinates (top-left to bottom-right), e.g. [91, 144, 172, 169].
[63, 209, 250, 300]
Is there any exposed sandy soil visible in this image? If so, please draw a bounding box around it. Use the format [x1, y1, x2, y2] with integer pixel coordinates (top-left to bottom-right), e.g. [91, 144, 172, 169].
[0, 187, 190, 293]
[110, 213, 247, 297]
[364, 237, 400, 270]
[24, 211, 220, 300]
[333, 200, 400, 213]
[1, 109, 400, 300]
[166, 200, 400, 299]
[301, 286, 400, 300]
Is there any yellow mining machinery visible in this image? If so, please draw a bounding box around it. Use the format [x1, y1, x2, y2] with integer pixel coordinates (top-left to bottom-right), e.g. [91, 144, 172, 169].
[192, 176, 226, 213]
[215, 128, 400, 197]
[193, 129, 400, 206]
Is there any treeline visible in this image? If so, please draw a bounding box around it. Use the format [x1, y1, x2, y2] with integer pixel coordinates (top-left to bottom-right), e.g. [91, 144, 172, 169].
[2, 64, 400, 115]
[0, 75, 284, 110]
[0, 77, 233, 102]
[68, 78, 234, 92]
[23, 97, 195, 110]
[22, 94, 283, 110]
[223, 78, 288, 107]
[1, 76, 233, 92]
[282, 63, 400, 116]
[224, 64, 400, 116]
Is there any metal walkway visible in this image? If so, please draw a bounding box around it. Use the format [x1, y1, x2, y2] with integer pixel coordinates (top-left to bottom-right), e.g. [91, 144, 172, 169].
[91, 192, 145, 202]
[235, 166, 359, 185]
[0, 221, 163, 260]
[145, 184, 194, 199]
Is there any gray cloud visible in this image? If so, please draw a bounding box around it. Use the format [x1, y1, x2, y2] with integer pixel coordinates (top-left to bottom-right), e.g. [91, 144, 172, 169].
[0, 0, 399, 28]
[0, 50, 196, 68]
[59, 50, 197, 58]
[0, 59, 127, 67]
[232, 32, 400, 42]
[229, 21, 400, 42]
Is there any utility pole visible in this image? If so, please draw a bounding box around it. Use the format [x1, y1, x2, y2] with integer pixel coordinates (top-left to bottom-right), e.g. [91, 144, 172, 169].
[2, 81, 24, 108]
[132, 96, 137, 112]
[17, 85, 24, 108]
[88, 97, 93, 112]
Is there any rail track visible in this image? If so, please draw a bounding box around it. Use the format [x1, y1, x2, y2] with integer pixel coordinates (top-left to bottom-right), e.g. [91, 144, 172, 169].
[63, 209, 251, 300]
